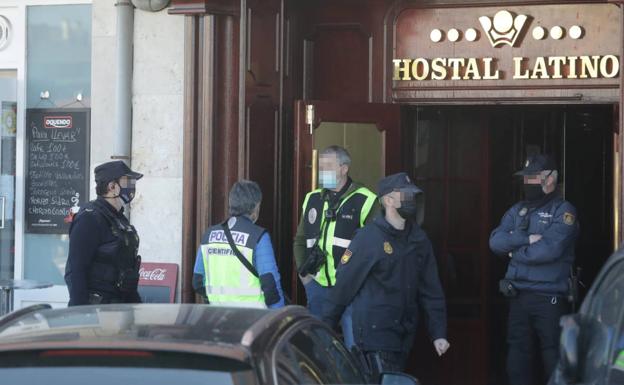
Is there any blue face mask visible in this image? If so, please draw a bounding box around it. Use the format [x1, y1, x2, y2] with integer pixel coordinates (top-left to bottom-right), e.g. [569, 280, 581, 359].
[319, 170, 338, 189]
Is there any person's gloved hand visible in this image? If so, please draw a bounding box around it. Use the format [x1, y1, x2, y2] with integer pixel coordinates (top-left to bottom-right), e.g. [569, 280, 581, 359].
[433, 338, 450, 356]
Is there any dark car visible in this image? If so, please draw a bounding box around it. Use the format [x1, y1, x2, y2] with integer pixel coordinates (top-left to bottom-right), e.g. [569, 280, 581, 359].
[549, 249, 624, 385]
[0, 304, 418, 385]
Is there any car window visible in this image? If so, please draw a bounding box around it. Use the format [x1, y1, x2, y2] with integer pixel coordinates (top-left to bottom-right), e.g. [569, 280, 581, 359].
[274, 323, 366, 385]
[582, 261, 624, 383]
[309, 325, 365, 384]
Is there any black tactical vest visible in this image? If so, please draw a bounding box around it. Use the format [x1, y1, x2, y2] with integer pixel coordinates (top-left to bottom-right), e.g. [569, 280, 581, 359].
[86, 199, 141, 297]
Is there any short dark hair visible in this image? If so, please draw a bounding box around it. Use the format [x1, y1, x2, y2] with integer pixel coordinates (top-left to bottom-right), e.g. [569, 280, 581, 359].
[320, 145, 351, 167]
[228, 180, 262, 217]
[96, 179, 117, 196]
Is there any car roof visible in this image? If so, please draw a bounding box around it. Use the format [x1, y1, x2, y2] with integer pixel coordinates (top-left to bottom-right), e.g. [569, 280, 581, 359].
[0, 304, 311, 362]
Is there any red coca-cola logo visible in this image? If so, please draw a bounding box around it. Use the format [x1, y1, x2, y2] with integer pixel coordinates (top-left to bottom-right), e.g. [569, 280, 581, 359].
[139, 267, 167, 281]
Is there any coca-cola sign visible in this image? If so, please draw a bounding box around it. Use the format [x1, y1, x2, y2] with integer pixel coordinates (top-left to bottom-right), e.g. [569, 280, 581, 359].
[139, 267, 166, 281]
[137, 262, 178, 303]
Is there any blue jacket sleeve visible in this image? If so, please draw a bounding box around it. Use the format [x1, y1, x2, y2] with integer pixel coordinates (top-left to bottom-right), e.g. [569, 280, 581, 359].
[254, 233, 286, 308]
[193, 247, 205, 275]
[321, 229, 378, 330]
[511, 203, 579, 265]
[192, 248, 206, 295]
[489, 206, 530, 256]
[418, 239, 447, 341]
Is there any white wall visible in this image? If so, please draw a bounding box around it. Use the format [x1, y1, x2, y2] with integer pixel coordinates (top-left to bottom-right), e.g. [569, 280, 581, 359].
[91, 1, 185, 300]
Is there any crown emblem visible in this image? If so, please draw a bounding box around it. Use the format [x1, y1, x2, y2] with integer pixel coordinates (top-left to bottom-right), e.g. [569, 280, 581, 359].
[479, 10, 528, 48]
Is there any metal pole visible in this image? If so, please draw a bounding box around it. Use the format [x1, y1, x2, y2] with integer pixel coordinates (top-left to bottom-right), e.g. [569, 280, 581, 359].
[0, 288, 10, 316]
[113, 0, 134, 164]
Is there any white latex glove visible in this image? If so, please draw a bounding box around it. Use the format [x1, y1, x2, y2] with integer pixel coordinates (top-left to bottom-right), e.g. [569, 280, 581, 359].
[299, 274, 314, 285]
[529, 234, 543, 244]
[434, 338, 450, 356]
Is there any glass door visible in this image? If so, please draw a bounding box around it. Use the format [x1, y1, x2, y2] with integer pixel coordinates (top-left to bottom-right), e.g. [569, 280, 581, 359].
[14, 3, 91, 310]
[0, 70, 16, 281]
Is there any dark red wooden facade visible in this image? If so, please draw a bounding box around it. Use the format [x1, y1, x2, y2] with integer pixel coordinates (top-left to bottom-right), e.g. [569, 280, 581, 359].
[169, 1, 624, 384]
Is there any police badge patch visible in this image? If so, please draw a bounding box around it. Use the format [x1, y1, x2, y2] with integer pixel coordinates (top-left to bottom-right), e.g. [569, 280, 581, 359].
[563, 212, 575, 225]
[308, 208, 318, 224]
[383, 241, 393, 255]
[341, 249, 352, 264]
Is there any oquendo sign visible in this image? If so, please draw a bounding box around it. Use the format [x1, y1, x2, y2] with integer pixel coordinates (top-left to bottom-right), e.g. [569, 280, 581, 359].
[393, 5, 621, 87]
[393, 55, 620, 81]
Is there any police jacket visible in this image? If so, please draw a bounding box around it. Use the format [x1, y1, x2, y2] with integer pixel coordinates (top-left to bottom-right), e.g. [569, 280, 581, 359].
[65, 197, 141, 306]
[193, 216, 284, 308]
[321, 214, 447, 353]
[293, 179, 377, 286]
[489, 192, 579, 295]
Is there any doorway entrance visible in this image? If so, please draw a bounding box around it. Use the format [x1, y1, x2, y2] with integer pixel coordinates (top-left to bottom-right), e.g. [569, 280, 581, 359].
[403, 104, 614, 385]
[292, 101, 614, 384]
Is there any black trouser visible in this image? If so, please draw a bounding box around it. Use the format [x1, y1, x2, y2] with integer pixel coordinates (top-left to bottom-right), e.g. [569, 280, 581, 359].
[362, 350, 407, 383]
[88, 291, 123, 304]
[507, 292, 569, 385]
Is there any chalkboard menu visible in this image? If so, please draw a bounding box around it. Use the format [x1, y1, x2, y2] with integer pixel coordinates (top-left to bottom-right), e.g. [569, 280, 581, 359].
[25, 108, 90, 234]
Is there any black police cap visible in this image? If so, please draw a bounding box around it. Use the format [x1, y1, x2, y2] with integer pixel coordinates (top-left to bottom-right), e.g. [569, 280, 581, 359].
[514, 154, 557, 176]
[377, 172, 421, 198]
[94, 161, 143, 183]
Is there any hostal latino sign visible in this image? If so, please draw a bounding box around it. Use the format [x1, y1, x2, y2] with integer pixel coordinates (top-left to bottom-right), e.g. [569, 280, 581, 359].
[394, 55, 619, 81]
[392, 4, 621, 98]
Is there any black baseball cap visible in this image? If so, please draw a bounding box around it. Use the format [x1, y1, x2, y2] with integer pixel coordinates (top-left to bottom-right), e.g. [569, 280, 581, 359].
[94, 161, 143, 183]
[377, 172, 421, 198]
[514, 154, 557, 176]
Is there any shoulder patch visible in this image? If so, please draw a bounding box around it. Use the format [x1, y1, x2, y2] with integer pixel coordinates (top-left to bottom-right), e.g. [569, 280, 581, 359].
[383, 241, 393, 255]
[563, 212, 575, 225]
[340, 249, 352, 264]
[308, 208, 318, 224]
[518, 207, 528, 217]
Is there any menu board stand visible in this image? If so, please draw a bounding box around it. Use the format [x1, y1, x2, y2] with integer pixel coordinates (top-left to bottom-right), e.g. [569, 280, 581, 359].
[25, 108, 90, 234]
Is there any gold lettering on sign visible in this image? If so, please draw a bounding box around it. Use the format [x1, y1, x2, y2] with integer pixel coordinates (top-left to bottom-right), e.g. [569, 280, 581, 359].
[431, 58, 447, 80]
[567, 56, 578, 79]
[548, 56, 566, 79]
[447, 58, 465, 80]
[393, 59, 411, 81]
[392, 55, 620, 81]
[513, 57, 529, 79]
[463, 58, 481, 80]
[580, 56, 600, 79]
[601, 55, 619, 78]
[530, 57, 549, 79]
[482, 58, 500, 80]
[412, 58, 429, 81]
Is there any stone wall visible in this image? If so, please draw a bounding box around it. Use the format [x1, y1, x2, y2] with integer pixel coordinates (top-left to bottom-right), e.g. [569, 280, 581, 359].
[91, 0, 184, 300]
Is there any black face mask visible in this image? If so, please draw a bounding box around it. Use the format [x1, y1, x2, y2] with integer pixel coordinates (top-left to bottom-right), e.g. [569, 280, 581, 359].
[523, 184, 545, 201]
[117, 182, 136, 204]
[397, 200, 418, 220]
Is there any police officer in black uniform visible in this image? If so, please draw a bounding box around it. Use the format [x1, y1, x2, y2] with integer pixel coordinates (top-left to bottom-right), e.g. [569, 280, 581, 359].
[64, 160, 143, 306]
[322, 172, 449, 381]
[490, 154, 579, 385]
